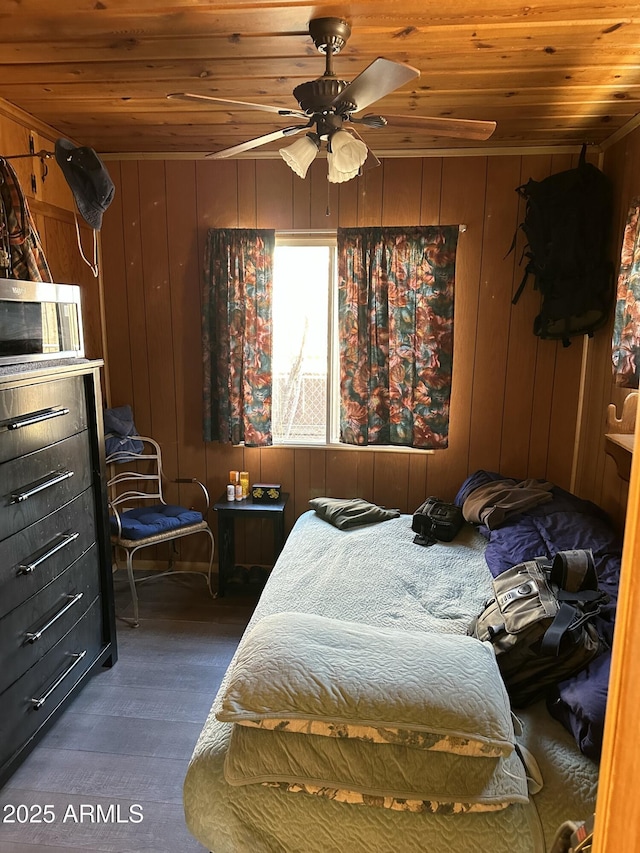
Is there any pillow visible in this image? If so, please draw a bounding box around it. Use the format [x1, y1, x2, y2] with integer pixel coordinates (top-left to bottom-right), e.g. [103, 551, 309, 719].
[217, 612, 515, 758]
[224, 725, 529, 812]
[309, 497, 400, 529]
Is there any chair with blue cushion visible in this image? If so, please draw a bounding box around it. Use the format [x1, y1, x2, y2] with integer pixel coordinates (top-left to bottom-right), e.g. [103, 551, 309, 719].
[107, 436, 215, 627]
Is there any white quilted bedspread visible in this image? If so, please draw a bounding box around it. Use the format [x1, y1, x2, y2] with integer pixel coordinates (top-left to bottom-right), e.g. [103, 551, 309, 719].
[183, 512, 598, 853]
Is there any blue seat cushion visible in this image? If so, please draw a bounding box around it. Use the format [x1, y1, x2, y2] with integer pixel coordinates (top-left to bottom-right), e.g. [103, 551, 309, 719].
[110, 504, 203, 540]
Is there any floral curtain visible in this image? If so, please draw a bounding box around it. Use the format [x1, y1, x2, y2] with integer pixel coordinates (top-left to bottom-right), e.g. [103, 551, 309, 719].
[202, 228, 274, 446]
[612, 198, 640, 388]
[337, 226, 458, 449]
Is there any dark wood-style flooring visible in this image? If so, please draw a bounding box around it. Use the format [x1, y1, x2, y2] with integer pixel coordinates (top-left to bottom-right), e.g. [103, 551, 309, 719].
[0, 572, 255, 853]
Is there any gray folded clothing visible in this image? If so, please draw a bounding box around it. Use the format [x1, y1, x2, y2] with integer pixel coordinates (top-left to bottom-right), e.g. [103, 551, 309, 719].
[309, 497, 400, 530]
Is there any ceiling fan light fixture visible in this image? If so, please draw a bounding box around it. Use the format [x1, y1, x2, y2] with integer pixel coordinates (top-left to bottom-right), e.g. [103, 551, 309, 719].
[280, 132, 320, 178]
[327, 130, 368, 183]
[327, 162, 361, 184]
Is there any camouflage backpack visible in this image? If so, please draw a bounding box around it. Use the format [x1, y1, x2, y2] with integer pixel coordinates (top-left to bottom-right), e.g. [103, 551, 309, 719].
[469, 550, 607, 707]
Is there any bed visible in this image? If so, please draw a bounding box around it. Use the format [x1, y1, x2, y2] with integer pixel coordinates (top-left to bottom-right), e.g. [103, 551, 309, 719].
[183, 481, 613, 853]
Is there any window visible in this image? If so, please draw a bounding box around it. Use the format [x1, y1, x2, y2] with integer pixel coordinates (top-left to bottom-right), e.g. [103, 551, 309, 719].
[271, 226, 458, 450]
[271, 235, 338, 445]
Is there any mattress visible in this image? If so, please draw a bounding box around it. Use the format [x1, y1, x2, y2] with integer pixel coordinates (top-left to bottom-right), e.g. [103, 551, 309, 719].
[184, 512, 598, 852]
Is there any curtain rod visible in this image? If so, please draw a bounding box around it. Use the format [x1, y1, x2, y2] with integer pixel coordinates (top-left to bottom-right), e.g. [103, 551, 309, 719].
[276, 225, 468, 235]
[276, 229, 336, 237]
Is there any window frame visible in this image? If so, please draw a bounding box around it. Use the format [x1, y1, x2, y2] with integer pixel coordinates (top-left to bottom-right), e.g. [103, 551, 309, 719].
[272, 231, 338, 447]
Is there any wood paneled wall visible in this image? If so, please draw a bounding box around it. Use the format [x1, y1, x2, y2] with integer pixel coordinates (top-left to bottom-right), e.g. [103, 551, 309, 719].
[0, 101, 105, 362]
[100, 152, 592, 565]
[573, 129, 640, 528]
[573, 128, 640, 852]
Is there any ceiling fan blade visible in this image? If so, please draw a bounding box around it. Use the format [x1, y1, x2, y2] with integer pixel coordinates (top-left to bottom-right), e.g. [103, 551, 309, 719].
[382, 114, 497, 141]
[205, 125, 309, 159]
[332, 58, 420, 114]
[167, 92, 306, 118]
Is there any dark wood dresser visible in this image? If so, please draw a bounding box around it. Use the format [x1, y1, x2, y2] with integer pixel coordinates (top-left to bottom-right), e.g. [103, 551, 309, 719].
[0, 359, 117, 786]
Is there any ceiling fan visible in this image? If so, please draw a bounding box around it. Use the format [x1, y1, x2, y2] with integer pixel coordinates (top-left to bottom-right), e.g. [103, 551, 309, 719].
[167, 18, 496, 180]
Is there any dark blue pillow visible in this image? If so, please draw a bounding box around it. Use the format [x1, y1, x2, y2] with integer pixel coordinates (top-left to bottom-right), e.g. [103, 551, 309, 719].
[110, 505, 202, 540]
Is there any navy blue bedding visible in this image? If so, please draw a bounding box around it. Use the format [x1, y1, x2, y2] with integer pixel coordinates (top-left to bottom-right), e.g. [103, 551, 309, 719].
[455, 470, 623, 762]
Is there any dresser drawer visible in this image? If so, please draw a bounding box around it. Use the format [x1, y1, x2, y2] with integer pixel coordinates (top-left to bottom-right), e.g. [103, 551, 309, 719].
[0, 597, 103, 773]
[0, 545, 100, 693]
[0, 488, 97, 621]
[0, 376, 87, 465]
[0, 430, 92, 542]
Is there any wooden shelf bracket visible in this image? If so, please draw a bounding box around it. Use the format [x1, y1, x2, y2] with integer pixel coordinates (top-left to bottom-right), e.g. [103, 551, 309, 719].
[605, 392, 638, 481]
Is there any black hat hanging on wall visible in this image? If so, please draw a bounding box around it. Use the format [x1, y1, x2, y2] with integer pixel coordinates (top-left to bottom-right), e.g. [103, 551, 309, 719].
[55, 138, 114, 229]
[55, 138, 115, 276]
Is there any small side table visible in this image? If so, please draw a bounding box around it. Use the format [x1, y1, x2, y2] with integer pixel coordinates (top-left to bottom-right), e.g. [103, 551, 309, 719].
[213, 492, 289, 596]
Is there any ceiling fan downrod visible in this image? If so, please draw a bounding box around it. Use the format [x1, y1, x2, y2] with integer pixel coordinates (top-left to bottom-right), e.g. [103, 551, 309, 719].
[308, 17, 351, 78]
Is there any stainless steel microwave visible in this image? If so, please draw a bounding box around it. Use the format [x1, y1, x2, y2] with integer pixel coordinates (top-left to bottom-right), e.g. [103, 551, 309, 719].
[0, 279, 84, 366]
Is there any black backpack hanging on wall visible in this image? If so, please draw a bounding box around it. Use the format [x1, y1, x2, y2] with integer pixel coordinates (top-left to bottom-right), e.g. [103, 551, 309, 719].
[510, 145, 614, 347]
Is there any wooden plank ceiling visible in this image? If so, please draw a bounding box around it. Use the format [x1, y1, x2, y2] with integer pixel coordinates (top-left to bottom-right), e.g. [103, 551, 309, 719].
[1, 0, 640, 157]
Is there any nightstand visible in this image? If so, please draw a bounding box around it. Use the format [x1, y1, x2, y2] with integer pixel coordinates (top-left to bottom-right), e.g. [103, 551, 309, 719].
[213, 493, 289, 596]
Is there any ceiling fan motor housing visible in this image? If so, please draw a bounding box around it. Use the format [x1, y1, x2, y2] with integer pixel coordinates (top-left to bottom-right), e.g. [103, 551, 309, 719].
[308, 18, 351, 55]
[293, 78, 349, 113]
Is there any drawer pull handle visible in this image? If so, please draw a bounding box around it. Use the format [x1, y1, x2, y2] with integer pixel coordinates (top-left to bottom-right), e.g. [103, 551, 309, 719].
[31, 650, 87, 710]
[11, 469, 74, 503]
[16, 532, 80, 575]
[25, 592, 84, 643]
[5, 406, 70, 431]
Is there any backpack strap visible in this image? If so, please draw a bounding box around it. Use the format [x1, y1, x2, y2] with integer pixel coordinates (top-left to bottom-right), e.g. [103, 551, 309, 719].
[505, 180, 534, 262]
[540, 549, 602, 656]
[550, 549, 596, 592]
[556, 588, 604, 604]
[540, 602, 582, 655]
[578, 142, 587, 169]
[540, 586, 607, 656]
[512, 266, 530, 305]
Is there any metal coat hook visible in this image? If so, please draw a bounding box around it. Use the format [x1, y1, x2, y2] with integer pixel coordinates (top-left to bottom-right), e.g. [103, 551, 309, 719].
[2, 150, 55, 185]
[2, 149, 55, 161]
[2, 148, 56, 160]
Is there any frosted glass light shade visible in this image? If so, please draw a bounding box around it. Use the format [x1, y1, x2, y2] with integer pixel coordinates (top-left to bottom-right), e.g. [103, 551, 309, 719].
[280, 134, 320, 178]
[327, 160, 360, 183]
[327, 131, 368, 183]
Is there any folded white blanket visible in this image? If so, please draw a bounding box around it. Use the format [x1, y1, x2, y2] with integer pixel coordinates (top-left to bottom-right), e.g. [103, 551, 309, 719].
[217, 611, 515, 758]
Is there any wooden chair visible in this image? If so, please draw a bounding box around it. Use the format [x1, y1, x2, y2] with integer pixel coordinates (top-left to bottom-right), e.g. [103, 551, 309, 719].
[106, 436, 215, 627]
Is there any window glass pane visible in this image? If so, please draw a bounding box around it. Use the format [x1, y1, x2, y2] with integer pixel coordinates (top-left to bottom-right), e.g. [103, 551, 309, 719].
[272, 245, 330, 443]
